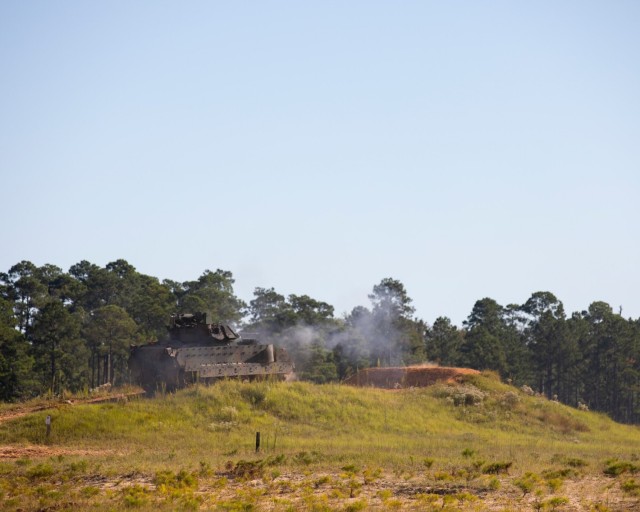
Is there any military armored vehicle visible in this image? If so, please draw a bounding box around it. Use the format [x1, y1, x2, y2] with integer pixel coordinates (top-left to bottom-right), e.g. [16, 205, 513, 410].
[129, 312, 294, 392]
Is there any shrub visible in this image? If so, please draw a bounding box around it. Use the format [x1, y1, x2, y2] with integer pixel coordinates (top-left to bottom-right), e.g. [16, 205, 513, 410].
[240, 385, 268, 406]
[461, 448, 476, 458]
[294, 451, 323, 466]
[343, 499, 368, 512]
[514, 472, 541, 496]
[500, 391, 520, 408]
[26, 463, 55, 480]
[521, 385, 535, 396]
[225, 460, 264, 480]
[121, 484, 150, 508]
[621, 479, 640, 496]
[543, 496, 569, 511]
[482, 461, 512, 474]
[603, 461, 639, 477]
[565, 457, 588, 468]
[434, 384, 486, 406]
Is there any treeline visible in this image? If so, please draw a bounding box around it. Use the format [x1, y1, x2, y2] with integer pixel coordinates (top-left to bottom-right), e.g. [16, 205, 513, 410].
[1, 259, 639, 424]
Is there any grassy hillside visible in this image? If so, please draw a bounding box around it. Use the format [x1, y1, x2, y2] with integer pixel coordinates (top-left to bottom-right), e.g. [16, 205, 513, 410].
[1, 373, 639, 511]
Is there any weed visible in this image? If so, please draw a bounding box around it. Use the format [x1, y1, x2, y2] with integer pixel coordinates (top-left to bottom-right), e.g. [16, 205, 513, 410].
[542, 468, 577, 479]
[362, 466, 382, 484]
[240, 384, 269, 407]
[383, 498, 403, 510]
[294, 451, 322, 465]
[341, 464, 359, 475]
[543, 496, 569, 510]
[80, 485, 101, 498]
[537, 409, 590, 434]
[343, 498, 368, 511]
[265, 454, 287, 466]
[603, 460, 639, 477]
[487, 476, 500, 490]
[199, 460, 213, 476]
[565, 457, 588, 468]
[66, 459, 88, 473]
[461, 448, 476, 458]
[546, 477, 564, 492]
[514, 472, 541, 496]
[500, 391, 520, 409]
[377, 489, 393, 501]
[176, 493, 203, 510]
[301, 492, 331, 512]
[483, 461, 512, 474]
[225, 460, 265, 480]
[155, 468, 198, 492]
[25, 463, 55, 480]
[423, 457, 435, 469]
[621, 478, 640, 496]
[121, 484, 150, 508]
[314, 475, 331, 487]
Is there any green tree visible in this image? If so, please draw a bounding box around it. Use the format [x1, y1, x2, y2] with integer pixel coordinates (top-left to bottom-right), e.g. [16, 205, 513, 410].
[521, 292, 572, 398]
[178, 269, 245, 324]
[126, 274, 174, 339]
[578, 302, 640, 421]
[425, 316, 463, 365]
[248, 287, 295, 331]
[83, 305, 138, 387]
[459, 298, 509, 374]
[0, 297, 35, 400]
[30, 301, 87, 394]
[1, 261, 48, 334]
[288, 294, 334, 325]
[367, 278, 423, 366]
[69, 260, 119, 310]
[300, 343, 338, 383]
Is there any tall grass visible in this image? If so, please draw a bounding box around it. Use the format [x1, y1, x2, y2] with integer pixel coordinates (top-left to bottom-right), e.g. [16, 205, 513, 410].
[1, 374, 639, 510]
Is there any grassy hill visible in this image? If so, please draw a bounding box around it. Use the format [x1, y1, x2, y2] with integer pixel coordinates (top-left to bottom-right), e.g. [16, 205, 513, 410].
[0, 372, 639, 511]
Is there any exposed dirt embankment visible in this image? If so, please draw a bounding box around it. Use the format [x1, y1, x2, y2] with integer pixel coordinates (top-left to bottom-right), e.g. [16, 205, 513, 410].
[343, 366, 480, 389]
[0, 391, 145, 425]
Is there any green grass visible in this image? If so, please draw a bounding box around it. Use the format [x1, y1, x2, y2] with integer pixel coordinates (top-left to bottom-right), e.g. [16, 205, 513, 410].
[0, 373, 639, 510]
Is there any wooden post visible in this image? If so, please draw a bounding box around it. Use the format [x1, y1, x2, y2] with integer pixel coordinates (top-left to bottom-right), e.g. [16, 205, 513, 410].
[255, 432, 261, 453]
[45, 415, 51, 439]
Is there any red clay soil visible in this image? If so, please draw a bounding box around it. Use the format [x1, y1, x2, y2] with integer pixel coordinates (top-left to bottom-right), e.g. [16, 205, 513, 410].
[343, 366, 480, 389]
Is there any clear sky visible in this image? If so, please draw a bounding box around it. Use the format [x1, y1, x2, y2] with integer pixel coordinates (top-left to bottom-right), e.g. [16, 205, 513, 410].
[1, 1, 638, 325]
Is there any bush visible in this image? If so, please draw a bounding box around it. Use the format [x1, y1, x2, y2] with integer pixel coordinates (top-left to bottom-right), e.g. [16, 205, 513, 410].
[482, 461, 512, 474]
[121, 484, 150, 508]
[604, 460, 639, 477]
[26, 463, 54, 480]
[500, 391, 520, 408]
[434, 384, 486, 406]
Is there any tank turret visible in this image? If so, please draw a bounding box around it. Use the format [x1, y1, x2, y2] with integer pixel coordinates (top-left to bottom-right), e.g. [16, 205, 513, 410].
[129, 312, 294, 392]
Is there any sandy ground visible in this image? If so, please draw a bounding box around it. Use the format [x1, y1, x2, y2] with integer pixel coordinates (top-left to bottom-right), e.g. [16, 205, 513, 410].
[0, 444, 114, 459]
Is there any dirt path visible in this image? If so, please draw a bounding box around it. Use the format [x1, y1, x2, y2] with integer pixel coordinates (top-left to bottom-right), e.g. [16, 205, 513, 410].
[0, 391, 145, 425]
[0, 444, 114, 459]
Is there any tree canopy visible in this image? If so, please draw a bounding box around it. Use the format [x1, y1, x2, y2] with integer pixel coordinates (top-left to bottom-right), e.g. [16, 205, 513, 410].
[1, 260, 639, 424]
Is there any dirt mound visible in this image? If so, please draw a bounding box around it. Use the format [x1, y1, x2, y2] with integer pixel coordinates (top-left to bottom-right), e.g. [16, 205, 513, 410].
[343, 366, 480, 389]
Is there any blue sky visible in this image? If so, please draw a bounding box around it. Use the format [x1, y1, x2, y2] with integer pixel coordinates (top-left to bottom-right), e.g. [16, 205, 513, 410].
[1, 1, 639, 325]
